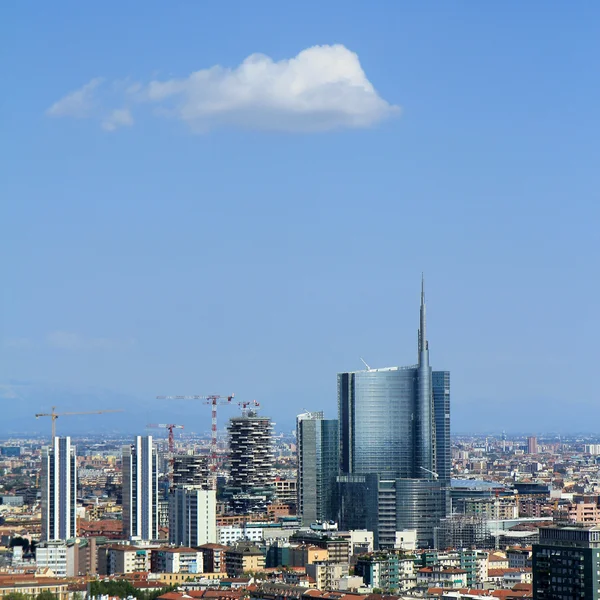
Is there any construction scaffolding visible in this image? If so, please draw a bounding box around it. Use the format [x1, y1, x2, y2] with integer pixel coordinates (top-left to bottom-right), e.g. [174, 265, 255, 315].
[434, 514, 491, 550]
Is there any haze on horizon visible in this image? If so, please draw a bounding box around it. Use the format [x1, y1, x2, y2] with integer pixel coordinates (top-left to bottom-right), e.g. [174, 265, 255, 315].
[2, 3, 599, 436]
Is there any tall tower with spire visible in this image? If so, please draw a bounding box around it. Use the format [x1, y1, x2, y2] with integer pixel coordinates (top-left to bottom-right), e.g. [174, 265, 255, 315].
[416, 275, 435, 476]
[336, 277, 450, 549]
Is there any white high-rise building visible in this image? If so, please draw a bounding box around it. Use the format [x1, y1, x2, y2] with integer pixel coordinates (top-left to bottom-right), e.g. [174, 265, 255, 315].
[41, 437, 77, 541]
[122, 436, 158, 541]
[169, 486, 216, 547]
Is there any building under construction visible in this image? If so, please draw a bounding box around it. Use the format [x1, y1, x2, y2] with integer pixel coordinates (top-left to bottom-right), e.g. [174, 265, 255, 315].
[224, 409, 275, 513]
[434, 514, 490, 550]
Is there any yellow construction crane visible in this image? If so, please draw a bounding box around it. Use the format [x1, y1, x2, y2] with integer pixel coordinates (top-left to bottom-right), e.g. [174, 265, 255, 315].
[35, 406, 124, 440]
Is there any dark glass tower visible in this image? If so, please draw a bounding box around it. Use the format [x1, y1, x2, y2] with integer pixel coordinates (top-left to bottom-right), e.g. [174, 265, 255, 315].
[296, 411, 339, 525]
[433, 371, 451, 483]
[336, 278, 450, 548]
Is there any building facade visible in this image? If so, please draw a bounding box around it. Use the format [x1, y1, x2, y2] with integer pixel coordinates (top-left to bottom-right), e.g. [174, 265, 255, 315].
[152, 548, 203, 574]
[224, 542, 265, 577]
[41, 437, 77, 541]
[533, 525, 600, 599]
[172, 454, 211, 489]
[35, 540, 78, 578]
[225, 410, 275, 512]
[169, 486, 217, 547]
[122, 436, 158, 541]
[296, 411, 339, 525]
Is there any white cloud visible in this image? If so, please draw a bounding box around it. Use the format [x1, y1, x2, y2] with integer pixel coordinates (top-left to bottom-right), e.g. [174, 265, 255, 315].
[102, 108, 134, 131]
[46, 45, 399, 133]
[46, 77, 104, 118]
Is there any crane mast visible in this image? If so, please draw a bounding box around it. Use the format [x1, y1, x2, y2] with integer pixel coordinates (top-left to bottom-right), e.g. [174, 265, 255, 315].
[157, 393, 234, 488]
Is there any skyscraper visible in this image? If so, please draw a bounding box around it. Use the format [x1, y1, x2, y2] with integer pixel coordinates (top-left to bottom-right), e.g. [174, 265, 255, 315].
[433, 371, 451, 482]
[169, 486, 217, 547]
[533, 524, 600, 599]
[41, 437, 77, 541]
[225, 411, 275, 512]
[336, 279, 450, 548]
[122, 436, 158, 541]
[296, 411, 339, 525]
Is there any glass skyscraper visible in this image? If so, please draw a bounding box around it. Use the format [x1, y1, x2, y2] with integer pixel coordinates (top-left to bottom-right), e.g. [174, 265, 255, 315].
[297, 411, 339, 525]
[337, 279, 450, 548]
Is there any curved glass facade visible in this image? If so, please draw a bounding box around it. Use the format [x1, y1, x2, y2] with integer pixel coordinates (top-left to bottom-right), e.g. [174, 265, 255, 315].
[352, 367, 417, 478]
[396, 479, 449, 549]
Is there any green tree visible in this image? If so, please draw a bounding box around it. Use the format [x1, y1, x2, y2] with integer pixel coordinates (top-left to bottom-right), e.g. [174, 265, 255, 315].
[4, 593, 29, 600]
[36, 592, 58, 600]
[10, 537, 30, 553]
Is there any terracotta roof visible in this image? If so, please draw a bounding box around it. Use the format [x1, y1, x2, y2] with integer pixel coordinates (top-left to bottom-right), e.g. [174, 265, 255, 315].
[488, 568, 532, 577]
[418, 566, 467, 574]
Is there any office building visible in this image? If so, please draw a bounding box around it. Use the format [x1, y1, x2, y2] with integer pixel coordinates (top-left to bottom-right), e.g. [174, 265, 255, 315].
[533, 524, 600, 599]
[122, 436, 158, 541]
[169, 486, 217, 547]
[296, 411, 339, 525]
[336, 280, 449, 548]
[41, 436, 77, 541]
[35, 540, 79, 577]
[432, 370, 451, 482]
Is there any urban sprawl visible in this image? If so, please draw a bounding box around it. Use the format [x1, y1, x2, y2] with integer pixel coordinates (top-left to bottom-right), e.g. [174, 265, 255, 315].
[1, 285, 597, 599]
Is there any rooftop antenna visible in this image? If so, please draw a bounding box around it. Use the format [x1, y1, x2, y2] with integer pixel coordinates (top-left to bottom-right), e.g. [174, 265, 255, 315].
[360, 357, 371, 370]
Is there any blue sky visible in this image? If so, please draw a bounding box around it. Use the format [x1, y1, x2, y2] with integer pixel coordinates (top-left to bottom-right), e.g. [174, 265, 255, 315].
[1, 2, 599, 435]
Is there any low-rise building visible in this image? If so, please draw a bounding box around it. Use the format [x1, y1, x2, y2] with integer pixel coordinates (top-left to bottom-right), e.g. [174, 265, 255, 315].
[152, 547, 203, 574]
[35, 540, 79, 578]
[416, 566, 468, 589]
[197, 543, 229, 573]
[0, 575, 69, 599]
[355, 552, 401, 591]
[305, 561, 349, 590]
[507, 546, 532, 569]
[225, 542, 265, 577]
[104, 545, 151, 574]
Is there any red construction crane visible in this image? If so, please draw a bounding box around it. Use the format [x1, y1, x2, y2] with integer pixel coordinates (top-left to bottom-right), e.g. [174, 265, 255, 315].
[156, 394, 234, 487]
[146, 423, 184, 453]
[237, 400, 260, 415]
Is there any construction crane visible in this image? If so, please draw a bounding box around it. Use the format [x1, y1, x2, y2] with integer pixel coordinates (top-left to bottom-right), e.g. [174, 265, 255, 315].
[35, 406, 124, 440]
[237, 400, 260, 415]
[146, 423, 184, 454]
[156, 394, 234, 487]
